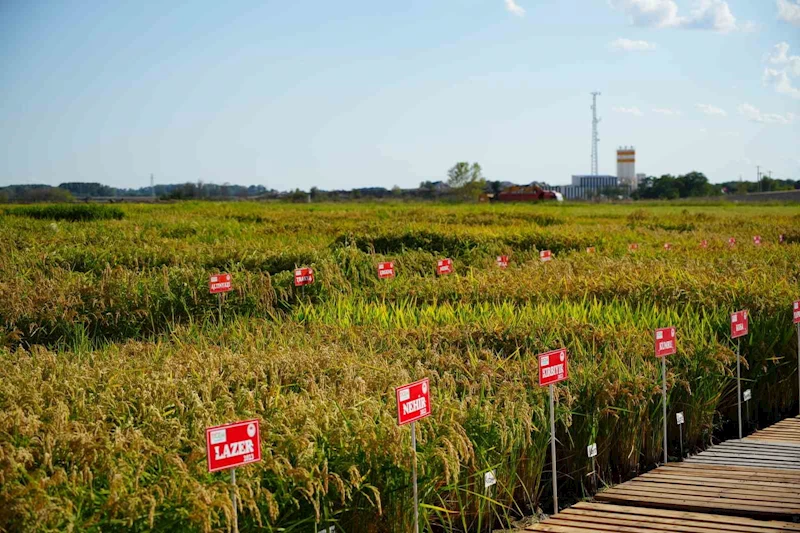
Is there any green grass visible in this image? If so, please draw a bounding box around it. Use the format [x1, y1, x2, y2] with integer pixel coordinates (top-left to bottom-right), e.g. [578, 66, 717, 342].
[9, 203, 125, 221]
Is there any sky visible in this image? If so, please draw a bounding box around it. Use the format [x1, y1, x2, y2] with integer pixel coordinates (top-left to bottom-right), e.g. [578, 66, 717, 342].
[1, 0, 799, 191]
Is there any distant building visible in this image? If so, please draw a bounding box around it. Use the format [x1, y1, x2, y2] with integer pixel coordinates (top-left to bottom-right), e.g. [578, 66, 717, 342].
[617, 147, 637, 190]
[553, 175, 619, 200]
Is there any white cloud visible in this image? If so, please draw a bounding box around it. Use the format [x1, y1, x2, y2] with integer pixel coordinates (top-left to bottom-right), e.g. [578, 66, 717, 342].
[610, 38, 657, 51]
[696, 103, 727, 116]
[610, 0, 746, 32]
[777, 0, 800, 26]
[652, 107, 682, 115]
[738, 103, 795, 124]
[504, 0, 525, 16]
[612, 106, 644, 116]
[763, 42, 800, 99]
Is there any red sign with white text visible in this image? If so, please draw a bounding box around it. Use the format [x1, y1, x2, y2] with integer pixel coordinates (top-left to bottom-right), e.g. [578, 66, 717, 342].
[793, 301, 800, 324]
[731, 310, 749, 338]
[377, 262, 395, 279]
[629, 243, 639, 251]
[655, 327, 677, 357]
[206, 419, 261, 473]
[780, 234, 785, 244]
[664, 243, 672, 250]
[538, 348, 569, 386]
[753, 235, 762, 245]
[700, 240, 708, 249]
[209, 273, 232, 294]
[729, 237, 736, 247]
[396, 378, 431, 426]
[294, 267, 314, 286]
[437, 258, 453, 275]
[496, 255, 509, 268]
[539, 250, 552, 262]
[586, 247, 596, 254]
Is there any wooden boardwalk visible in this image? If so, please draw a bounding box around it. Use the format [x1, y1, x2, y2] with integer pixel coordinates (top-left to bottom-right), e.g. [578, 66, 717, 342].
[527, 416, 800, 532]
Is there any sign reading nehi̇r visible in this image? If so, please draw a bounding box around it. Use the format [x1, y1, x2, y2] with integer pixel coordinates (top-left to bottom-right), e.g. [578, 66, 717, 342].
[206, 419, 261, 473]
[396, 378, 431, 426]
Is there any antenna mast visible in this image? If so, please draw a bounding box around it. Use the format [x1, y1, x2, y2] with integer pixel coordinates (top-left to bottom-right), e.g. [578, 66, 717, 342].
[591, 92, 601, 175]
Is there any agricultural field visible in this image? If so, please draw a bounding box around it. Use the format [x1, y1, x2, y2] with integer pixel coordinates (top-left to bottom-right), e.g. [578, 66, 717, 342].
[1, 201, 800, 532]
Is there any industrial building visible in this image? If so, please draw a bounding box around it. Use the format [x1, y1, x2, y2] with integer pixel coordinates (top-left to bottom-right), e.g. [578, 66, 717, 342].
[617, 147, 638, 190]
[553, 175, 619, 200]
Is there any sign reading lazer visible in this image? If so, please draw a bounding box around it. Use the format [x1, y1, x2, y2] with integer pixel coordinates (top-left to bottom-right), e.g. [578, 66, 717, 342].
[731, 310, 749, 338]
[206, 419, 261, 472]
[654, 327, 676, 357]
[396, 378, 431, 426]
[209, 273, 232, 294]
[538, 348, 568, 386]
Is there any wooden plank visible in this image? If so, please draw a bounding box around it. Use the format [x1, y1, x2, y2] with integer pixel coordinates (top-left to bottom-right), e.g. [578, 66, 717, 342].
[746, 417, 800, 445]
[526, 503, 800, 532]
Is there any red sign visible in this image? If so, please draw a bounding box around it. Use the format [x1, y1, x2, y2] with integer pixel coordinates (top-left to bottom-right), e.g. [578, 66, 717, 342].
[538, 348, 568, 386]
[654, 327, 677, 357]
[700, 240, 708, 249]
[539, 250, 552, 262]
[206, 419, 261, 473]
[437, 258, 453, 275]
[793, 301, 800, 324]
[629, 243, 639, 251]
[377, 262, 395, 279]
[664, 243, 672, 250]
[586, 247, 596, 254]
[209, 273, 232, 294]
[753, 235, 762, 245]
[396, 378, 431, 426]
[780, 234, 785, 244]
[729, 237, 736, 247]
[731, 310, 749, 338]
[294, 267, 314, 286]
[496, 255, 509, 268]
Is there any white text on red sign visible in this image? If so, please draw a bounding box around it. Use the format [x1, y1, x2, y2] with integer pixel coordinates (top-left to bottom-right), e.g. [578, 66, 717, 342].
[654, 327, 676, 357]
[294, 267, 314, 286]
[496, 256, 509, 268]
[539, 250, 552, 262]
[396, 378, 431, 425]
[793, 301, 800, 324]
[538, 348, 569, 386]
[377, 262, 395, 279]
[437, 259, 453, 275]
[206, 419, 262, 472]
[209, 273, 232, 294]
[731, 310, 749, 338]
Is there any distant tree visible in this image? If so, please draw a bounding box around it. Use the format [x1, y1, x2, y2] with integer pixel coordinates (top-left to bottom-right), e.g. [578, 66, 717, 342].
[447, 162, 485, 201]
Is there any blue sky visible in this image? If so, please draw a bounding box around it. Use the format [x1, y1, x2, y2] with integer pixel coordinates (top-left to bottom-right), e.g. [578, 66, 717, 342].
[1, 0, 798, 190]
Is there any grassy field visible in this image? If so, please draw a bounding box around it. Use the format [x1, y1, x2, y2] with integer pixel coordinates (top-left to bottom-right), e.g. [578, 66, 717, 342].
[1, 201, 799, 532]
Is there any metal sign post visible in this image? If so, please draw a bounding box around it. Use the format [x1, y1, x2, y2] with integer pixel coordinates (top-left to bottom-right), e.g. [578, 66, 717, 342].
[395, 378, 431, 533]
[731, 311, 749, 439]
[676, 412, 684, 459]
[218, 292, 224, 324]
[744, 389, 752, 430]
[794, 301, 800, 415]
[549, 383, 557, 515]
[231, 467, 238, 533]
[797, 322, 800, 416]
[411, 421, 418, 533]
[538, 348, 568, 516]
[655, 327, 676, 464]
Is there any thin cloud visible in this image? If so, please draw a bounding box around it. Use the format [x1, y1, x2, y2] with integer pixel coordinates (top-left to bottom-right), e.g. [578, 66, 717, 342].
[652, 108, 682, 115]
[777, 0, 800, 27]
[504, 0, 525, 16]
[610, 38, 657, 51]
[612, 106, 644, 116]
[763, 42, 800, 99]
[610, 0, 745, 32]
[738, 103, 795, 124]
[696, 103, 727, 116]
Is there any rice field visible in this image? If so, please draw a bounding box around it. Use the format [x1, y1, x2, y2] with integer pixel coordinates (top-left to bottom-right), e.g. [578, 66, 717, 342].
[1, 201, 799, 532]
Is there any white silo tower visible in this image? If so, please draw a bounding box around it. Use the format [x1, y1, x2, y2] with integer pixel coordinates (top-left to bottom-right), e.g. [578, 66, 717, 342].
[617, 147, 636, 190]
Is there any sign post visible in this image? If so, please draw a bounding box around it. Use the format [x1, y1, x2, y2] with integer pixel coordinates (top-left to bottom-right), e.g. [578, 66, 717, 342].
[206, 419, 262, 533]
[731, 310, 749, 439]
[587, 443, 598, 492]
[744, 389, 752, 429]
[676, 412, 685, 459]
[794, 301, 800, 415]
[538, 348, 569, 515]
[396, 378, 431, 533]
[294, 267, 314, 298]
[655, 327, 677, 463]
[209, 273, 233, 323]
